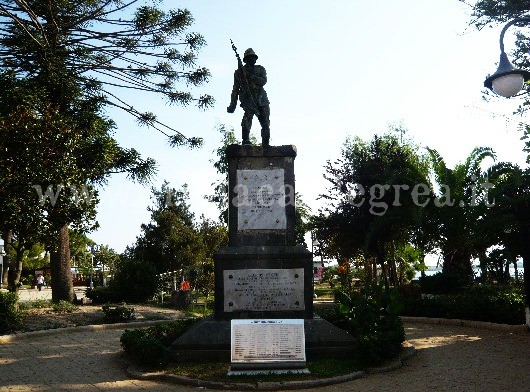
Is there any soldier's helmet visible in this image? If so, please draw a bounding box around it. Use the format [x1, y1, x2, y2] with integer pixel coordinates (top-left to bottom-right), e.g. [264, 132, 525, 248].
[243, 48, 258, 61]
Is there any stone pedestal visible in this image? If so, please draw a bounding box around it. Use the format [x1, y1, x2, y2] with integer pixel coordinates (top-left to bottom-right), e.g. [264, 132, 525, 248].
[226, 144, 297, 247]
[170, 316, 355, 362]
[215, 145, 312, 321]
[170, 144, 354, 362]
[214, 245, 313, 320]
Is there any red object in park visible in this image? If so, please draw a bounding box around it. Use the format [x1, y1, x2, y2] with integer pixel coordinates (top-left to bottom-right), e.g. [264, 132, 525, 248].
[180, 280, 190, 291]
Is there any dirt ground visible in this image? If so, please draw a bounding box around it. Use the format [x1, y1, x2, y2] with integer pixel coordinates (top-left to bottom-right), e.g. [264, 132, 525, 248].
[14, 304, 184, 333]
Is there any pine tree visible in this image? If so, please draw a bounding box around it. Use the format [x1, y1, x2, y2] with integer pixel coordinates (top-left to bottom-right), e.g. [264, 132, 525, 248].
[0, 1, 213, 300]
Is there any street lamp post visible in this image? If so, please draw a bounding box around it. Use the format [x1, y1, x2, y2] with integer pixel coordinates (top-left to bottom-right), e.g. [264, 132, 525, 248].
[86, 244, 100, 289]
[484, 17, 530, 328]
[0, 241, 5, 290]
[484, 17, 530, 97]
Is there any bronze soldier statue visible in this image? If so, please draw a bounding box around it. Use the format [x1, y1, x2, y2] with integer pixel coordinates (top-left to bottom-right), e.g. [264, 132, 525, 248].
[227, 45, 270, 146]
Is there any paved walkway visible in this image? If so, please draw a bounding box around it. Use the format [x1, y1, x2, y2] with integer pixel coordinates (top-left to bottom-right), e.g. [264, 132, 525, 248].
[0, 322, 528, 391]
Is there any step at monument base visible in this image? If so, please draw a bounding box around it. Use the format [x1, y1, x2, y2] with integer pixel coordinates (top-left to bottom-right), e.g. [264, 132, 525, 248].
[169, 315, 356, 362]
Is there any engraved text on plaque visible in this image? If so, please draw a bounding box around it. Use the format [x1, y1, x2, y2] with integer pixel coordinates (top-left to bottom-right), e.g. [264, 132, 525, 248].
[236, 169, 287, 230]
[224, 268, 304, 312]
[231, 319, 306, 363]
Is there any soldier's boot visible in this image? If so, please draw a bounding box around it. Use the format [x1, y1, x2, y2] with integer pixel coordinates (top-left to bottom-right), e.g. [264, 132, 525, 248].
[261, 127, 270, 147]
[242, 128, 251, 145]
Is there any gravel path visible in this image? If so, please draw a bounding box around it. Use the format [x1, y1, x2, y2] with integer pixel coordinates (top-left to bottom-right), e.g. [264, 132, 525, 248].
[0, 322, 528, 391]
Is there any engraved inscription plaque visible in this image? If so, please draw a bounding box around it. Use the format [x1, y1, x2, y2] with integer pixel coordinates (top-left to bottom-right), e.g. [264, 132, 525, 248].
[231, 319, 306, 363]
[224, 269, 304, 312]
[236, 169, 287, 230]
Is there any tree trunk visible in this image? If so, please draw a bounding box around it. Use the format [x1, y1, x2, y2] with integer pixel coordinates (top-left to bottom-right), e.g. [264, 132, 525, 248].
[50, 224, 73, 302]
[503, 257, 511, 282]
[2, 230, 13, 290]
[522, 251, 530, 327]
[7, 246, 24, 294]
[363, 257, 373, 286]
[378, 246, 389, 290]
[478, 250, 488, 282]
[442, 249, 473, 283]
[420, 252, 426, 280]
[389, 242, 399, 287]
[1, 263, 7, 288]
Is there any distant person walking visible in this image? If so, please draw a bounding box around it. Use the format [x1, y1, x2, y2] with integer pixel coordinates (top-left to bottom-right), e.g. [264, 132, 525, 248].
[36, 274, 45, 291]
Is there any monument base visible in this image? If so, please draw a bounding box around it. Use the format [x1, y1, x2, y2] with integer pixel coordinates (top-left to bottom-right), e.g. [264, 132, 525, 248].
[227, 365, 310, 376]
[214, 245, 314, 320]
[169, 315, 356, 363]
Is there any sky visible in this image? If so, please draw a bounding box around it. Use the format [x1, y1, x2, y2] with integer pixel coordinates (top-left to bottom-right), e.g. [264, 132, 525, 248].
[89, 0, 529, 255]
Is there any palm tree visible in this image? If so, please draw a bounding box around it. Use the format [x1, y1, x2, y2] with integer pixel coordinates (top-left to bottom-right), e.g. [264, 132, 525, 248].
[487, 163, 530, 321]
[427, 147, 497, 283]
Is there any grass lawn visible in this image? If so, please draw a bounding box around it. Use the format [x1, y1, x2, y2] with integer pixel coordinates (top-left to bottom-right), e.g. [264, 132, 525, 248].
[314, 283, 334, 299]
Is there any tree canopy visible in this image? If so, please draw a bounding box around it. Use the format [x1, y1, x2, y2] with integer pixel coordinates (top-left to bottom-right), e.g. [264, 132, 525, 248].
[427, 146, 498, 281]
[312, 133, 432, 286]
[0, 0, 213, 145]
[126, 182, 227, 297]
[0, 1, 213, 299]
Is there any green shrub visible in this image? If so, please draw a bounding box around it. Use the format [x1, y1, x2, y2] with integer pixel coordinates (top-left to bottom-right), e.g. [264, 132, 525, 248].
[120, 318, 199, 368]
[355, 317, 405, 365]
[52, 300, 78, 313]
[85, 287, 114, 304]
[402, 282, 525, 324]
[110, 258, 158, 303]
[102, 304, 135, 322]
[333, 283, 405, 366]
[169, 290, 192, 310]
[18, 299, 51, 310]
[0, 291, 22, 333]
[419, 272, 469, 294]
[146, 318, 199, 346]
[402, 296, 450, 318]
[21, 275, 34, 286]
[121, 330, 169, 367]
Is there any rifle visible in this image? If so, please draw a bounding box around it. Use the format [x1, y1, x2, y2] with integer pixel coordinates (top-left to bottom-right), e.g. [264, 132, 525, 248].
[230, 39, 259, 115]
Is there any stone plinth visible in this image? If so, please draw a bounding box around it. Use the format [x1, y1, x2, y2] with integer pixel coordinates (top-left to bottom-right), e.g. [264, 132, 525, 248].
[169, 316, 356, 363]
[226, 145, 297, 247]
[214, 246, 313, 320]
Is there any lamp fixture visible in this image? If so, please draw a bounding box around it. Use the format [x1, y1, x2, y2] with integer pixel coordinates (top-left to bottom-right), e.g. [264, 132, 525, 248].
[484, 17, 530, 97]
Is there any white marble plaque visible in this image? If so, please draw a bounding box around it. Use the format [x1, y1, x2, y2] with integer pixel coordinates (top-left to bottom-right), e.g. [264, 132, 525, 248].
[231, 319, 306, 363]
[224, 269, 305, 312]
[236, 169, 287, 230]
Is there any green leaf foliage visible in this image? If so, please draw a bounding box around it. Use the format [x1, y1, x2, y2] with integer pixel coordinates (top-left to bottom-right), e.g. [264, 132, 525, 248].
[126, 182, 228, 298]
[0, 291, 22, 333]
[102, 304, 136, 322]
[0, 1, 213, 144]
[0, 1, 212, 300]
[332, 283, 405, 365]
[110, 258, 159, 303]
[403, 281, 525, 324]
[427, 146, 499, 281]
[120, 318, 199, 367]
[312, 132, 433, 286]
